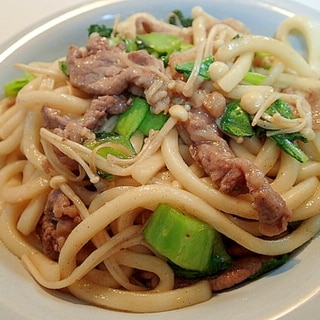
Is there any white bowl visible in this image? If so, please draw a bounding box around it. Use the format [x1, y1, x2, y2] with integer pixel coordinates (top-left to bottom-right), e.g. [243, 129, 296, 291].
[0, 0, 320, 319]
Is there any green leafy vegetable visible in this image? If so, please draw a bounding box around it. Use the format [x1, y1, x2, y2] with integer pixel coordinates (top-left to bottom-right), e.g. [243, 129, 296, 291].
[175, 55, 214, 80]
[270, 133, 308, 163]
[219, 101, 254, 137]
[85, 132, 135, 159]
[255, 51, 272, 58]
[87, 23, 137, 52]
[250, 254, 289, 280]
[3, 72, 34, 97]
[96, 170, 114, 181]
[138, 110, 169, 136]
[114, 96, 169, 138]
[114, 97, 150, 138]
[219, 99, 309, 163]
[143, 203, 232, 275]
[243, 71, 266, 85]
[232, 34, 241, 40]
[168, 9, 193, 27]
[265, 99, 308, 163]
[136, 32, 192, 65]
[169, 230, 232, 279]
[59, 61, 69, 76]
[137, 32, 183, 55]
[265, 99, 295, 119]
[88, 24, 113, 38]
[123, 38, 138, 52]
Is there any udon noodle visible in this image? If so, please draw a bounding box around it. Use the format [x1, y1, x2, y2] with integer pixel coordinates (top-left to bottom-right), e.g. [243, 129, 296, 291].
[1, 6, 320, 313]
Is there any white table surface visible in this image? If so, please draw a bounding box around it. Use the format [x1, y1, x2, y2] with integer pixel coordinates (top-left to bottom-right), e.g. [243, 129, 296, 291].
[0, 0, 87, 44]
[0, 0, 320, 319]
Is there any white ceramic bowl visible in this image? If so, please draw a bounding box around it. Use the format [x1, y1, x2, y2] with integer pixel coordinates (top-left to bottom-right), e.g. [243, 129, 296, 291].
[0, 1, 320, 319]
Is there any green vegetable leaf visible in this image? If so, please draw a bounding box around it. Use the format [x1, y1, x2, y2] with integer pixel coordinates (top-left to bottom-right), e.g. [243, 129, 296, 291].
[137, 32, 183, 55]
[59, 61, 69, 76]
[270, 133, 308, 163]
[265, 99, 295, 119]
[255, 51, 272, 58]
[96, 170, 114, 181]
[250, 254, 289, 280]
[219, 98, 309, 163]
[85, 132, 136, 159]
[114, 97, 150, 138]
[219, 101, 254, 137]
[168, 9, 193, 27]
[175, 55, 214, 80]
[88, 24, 113, 38]
[138, 110, 169, 136]
[265, 99, 308, 163]
[243, 71, 266, 85]
[123, 38, 138, 52]
[3, 72, 34, 97]
[143, 203, 232, 274]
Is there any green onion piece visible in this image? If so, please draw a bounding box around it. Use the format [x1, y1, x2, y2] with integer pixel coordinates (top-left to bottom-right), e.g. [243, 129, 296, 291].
[138, 110, 169, 136]
[85, 132, 135, 159]
[219, 101, 254, 137]
[114, 97, 150, 138]
[3, 72, 34, 97]
[137, 32, 183, 55]
[143, 203, 231, 273]
[175, 55, 214, 80]
[243, 71, 266, 85]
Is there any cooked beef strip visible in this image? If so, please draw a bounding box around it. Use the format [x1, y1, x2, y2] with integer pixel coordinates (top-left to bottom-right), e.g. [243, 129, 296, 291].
[41, 106, 72, 130]
[42, 94, 129, 143]
[208, 255, 271, 292]
[66, 37, 127, 95]
[83, 94, 129, 130]
[174, 249, 275, 292]
[37, 189, 81, 261]
[186, 107, 292, 236]
[66, 36, 166, 97]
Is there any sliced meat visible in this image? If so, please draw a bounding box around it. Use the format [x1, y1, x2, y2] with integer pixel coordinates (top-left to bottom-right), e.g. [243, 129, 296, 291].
[209, 255, 271, 292]
[127, 50, 163, 69]
[67, 36, 127, 95]
[174, 241, 280, 292]
[37, 189, 81, 261]
[41, 95, 129, 142]
[83, 94, 129, 130]
[186, 107, 292, 236]
[66, 36, 167, 98]
[41, 105, 71, 130]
